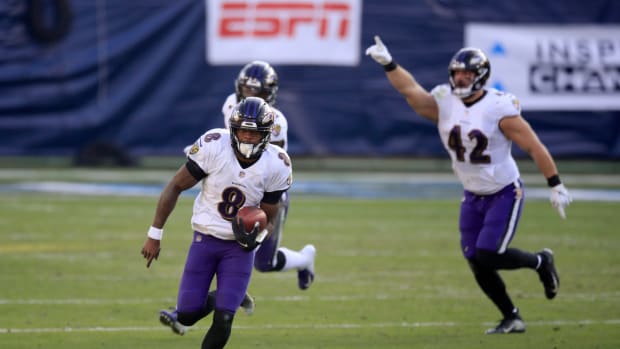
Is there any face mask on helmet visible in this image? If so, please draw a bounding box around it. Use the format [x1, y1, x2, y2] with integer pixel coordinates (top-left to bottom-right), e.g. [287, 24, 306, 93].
[235, 61, 279, 105]
[448, 48, 491, 99]
[229, 96, 275, 159]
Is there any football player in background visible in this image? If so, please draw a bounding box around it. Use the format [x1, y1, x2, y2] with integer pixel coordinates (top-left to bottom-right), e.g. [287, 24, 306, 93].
[366, 36, 572, 334]
[141, 97, 292, 347]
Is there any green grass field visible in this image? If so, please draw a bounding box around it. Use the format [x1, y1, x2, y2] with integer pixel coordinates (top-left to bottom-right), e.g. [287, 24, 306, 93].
[1, 192, 619, 348]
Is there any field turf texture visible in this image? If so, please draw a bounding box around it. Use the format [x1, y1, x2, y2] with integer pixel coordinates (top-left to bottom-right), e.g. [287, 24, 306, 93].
[1, 191, 618, 348]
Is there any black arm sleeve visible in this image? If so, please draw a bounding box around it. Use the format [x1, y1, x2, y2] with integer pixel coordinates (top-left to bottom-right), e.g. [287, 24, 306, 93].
[262, 189, 286, 205]
[185, 158, 207, 181]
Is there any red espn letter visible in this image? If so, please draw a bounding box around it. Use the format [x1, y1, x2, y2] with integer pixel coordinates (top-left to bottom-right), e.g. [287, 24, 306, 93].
[254, 17, 280, 37]
[323, 2, 350, 39]
[220, 17, 246, 37]
[287, 17, 313, 37]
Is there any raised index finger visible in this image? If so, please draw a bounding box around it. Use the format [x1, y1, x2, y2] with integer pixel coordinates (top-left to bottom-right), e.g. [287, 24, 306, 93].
[374, 35, 384, 48]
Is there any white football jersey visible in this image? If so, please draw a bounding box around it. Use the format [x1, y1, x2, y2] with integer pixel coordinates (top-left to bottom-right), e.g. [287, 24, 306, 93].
[431, 85, 521, 195]
[186, 128, 293, 240]
[222, 93, 289, 151]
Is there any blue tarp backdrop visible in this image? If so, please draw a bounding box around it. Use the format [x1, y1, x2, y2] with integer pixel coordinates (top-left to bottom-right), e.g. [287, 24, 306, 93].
[1, 0, 619, 158]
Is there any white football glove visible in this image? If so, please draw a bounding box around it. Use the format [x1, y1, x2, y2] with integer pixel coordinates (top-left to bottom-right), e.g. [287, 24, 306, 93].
[549, 183, 572, 219]
[365, 35, 393, 66]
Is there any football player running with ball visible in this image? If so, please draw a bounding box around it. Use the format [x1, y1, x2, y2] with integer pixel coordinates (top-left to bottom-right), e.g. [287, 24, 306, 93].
[366, 36, 572, 334]
[141, 97, 292, 348]
[222, 61, 316, 294]
[181, 60, 316, 319]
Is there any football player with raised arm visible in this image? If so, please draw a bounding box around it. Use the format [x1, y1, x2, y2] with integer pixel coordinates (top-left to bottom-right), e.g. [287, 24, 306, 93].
[366, 36, 572, 334]
[141, 97, 292, 348]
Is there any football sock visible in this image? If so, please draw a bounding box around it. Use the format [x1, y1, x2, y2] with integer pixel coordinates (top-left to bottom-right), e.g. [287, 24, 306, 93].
[476, 248, 538, 270]
[468, 259, 516, 318]
[177, 293, 215, 326]
[535, 254, 543, 270]
[277, 247, 311, 271]
[202, 310, 234, 349]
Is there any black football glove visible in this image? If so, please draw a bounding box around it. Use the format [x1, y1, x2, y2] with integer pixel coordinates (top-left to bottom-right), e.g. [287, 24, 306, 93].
[232, 217, 266, 252]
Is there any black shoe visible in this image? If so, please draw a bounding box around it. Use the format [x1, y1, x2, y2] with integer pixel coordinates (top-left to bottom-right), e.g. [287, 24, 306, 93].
[485, 314, 526, 334]
[537, 248, 559, 299]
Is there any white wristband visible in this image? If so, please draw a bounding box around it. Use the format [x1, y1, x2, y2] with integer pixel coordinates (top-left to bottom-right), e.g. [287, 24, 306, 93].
[147, 226, 163, 240]
[256, 229, 268, 244]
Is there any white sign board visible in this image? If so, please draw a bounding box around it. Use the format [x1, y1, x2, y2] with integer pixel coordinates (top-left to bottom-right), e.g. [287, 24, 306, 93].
[466, 23, 620, 110]
[206, 0, 362, 66]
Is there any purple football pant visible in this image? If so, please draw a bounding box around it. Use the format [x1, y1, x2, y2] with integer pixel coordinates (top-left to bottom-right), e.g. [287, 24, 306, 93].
[176, 232, 254, 314]
[254, 193, 289, 271]
[459, 181, 524, 259]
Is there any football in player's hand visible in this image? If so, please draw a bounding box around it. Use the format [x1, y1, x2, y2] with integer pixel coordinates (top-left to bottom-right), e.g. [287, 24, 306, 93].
[236, 206, 267, 232]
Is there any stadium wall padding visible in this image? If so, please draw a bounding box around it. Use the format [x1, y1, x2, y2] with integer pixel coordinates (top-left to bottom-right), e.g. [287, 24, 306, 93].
[1, 0, 619, 158]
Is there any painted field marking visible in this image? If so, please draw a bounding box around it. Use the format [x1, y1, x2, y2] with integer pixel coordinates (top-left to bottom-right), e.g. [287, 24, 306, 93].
[2, 319, 619, 334]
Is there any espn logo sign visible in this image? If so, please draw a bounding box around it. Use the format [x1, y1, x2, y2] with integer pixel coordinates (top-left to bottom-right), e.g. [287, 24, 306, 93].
[206, 0, 362, 66]
[219, 1, 351, 39]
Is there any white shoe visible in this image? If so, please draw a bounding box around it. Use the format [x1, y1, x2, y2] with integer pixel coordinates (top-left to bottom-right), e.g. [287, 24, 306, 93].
[159, 308, 187, 335]
[485, 316, 526, 334]
[240, 293, 255, 315]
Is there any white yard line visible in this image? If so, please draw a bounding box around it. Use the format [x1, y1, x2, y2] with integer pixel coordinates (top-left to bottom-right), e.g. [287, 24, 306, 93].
[2, 319, 619, 334]
[2, 290, 619, 305]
